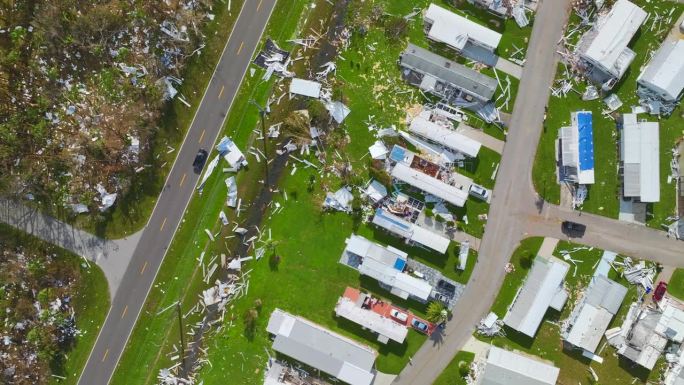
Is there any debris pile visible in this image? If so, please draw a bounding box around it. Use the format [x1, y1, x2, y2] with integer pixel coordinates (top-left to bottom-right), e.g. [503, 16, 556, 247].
[254, 39, 294, 80]
[0, 240, 87, 384]
[263, 358, 332, 385]
[0, 1, 219, 212]
[477, 312, 505, 337]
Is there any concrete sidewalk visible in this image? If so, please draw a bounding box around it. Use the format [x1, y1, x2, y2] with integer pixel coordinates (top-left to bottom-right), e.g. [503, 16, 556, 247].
[538, 237, 559, 258]
[494, 57, 523, 79]
[0, 199, 140, 296]
[457, 123, 505, 154]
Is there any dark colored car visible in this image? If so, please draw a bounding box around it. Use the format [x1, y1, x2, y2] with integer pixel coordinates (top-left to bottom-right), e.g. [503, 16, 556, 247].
[437, 280, 456, 294]
[411, 319, 429, 334]
[193, 149, 208, 174]
[653, 281, 668, 302]
[561, 221, 587, 237]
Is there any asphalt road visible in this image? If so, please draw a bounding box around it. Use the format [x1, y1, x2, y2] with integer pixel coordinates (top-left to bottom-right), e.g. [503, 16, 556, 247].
[77, 1, 277, 384]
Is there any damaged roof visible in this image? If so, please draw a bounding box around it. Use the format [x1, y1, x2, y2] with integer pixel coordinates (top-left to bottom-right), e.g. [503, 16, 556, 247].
[400, 43, 497, 101]
[637, 39, 684, 102]
[267, 309, 377, 385]
[424, 4, 502, 50]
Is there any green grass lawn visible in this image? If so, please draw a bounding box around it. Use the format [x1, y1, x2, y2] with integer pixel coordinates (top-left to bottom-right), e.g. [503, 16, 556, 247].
[67, 0, 246, 238]
[487, 237, 543, 316]
[0, 224, 110, 385]
[668, 269, 684, 301]
[432, 351, 475, 385]
[480, 238, 662, 384]
[533, 2, 684, 225]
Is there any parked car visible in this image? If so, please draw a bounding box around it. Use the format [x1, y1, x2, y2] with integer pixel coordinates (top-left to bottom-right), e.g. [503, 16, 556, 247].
[437, 280, 456, 295]
[411, 319, 429, 334]
[390, 309, 408, 323]
[468, 184, 489, 201]
[561, 221, 586, 237]
[653, 281, 668, 302]
[193, 149, 208, 174]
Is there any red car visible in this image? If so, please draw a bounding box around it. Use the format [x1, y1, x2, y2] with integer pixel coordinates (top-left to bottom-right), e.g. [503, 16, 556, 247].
[653, 281, 668, 302]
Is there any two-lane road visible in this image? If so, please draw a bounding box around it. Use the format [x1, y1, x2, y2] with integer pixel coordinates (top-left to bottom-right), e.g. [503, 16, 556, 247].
[78, 1, 277, 383]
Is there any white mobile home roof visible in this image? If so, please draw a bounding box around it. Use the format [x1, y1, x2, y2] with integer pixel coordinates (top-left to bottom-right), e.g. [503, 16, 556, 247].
[267, 309, 377, 385]
[289, 78, 322, 98]
[621, 114, 660, 202]
[408, 116, 481, 157]
[424, 4, 502, 50]
[638, 39, 684, 102]
[345, 234, 408, 266]
[358, 257, 433, 300]
[579, 0, 646, 77]
[481, 346, 560, 385]
[371, 208, 450, 253]
[504, 256, 569, 337]
[335, 296, 409, 343]
[391, 163, 468, 207]
[565, 276, 627, 352]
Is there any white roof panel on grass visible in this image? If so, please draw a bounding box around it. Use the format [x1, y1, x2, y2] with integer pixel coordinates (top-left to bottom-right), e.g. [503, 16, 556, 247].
[289, 78, 322, 98]
[424, 4, 502, 50]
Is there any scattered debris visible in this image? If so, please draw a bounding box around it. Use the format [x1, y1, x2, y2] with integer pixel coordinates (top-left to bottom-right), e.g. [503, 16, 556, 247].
[225, 177, 238, 207]
[323, 186, 354, 213]
[253, 39, 294, 80]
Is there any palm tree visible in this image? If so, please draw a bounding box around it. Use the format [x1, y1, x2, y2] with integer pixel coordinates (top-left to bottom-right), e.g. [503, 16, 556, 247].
[426, 301, 448, 323]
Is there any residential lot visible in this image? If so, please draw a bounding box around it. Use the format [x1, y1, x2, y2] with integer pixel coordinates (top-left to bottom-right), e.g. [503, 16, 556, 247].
[471, 236, 668, 384]
[533, 0, 684, 230]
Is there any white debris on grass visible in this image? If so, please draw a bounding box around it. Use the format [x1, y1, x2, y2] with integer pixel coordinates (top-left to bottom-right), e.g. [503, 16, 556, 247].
[368, 140, 389, 160]
[95, 183, 117, 212]
[225, 176, 238, 207]
[323, 186, 354, 213]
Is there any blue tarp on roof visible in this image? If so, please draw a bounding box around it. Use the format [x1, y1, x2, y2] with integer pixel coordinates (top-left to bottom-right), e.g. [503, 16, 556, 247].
[393, 258, 406, 271]
[577, 111, 594, 172]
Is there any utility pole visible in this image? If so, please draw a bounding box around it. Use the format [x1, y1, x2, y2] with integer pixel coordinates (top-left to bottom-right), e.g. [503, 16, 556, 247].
[250, 99, 270, 187]
[176, 302, 186, 375]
